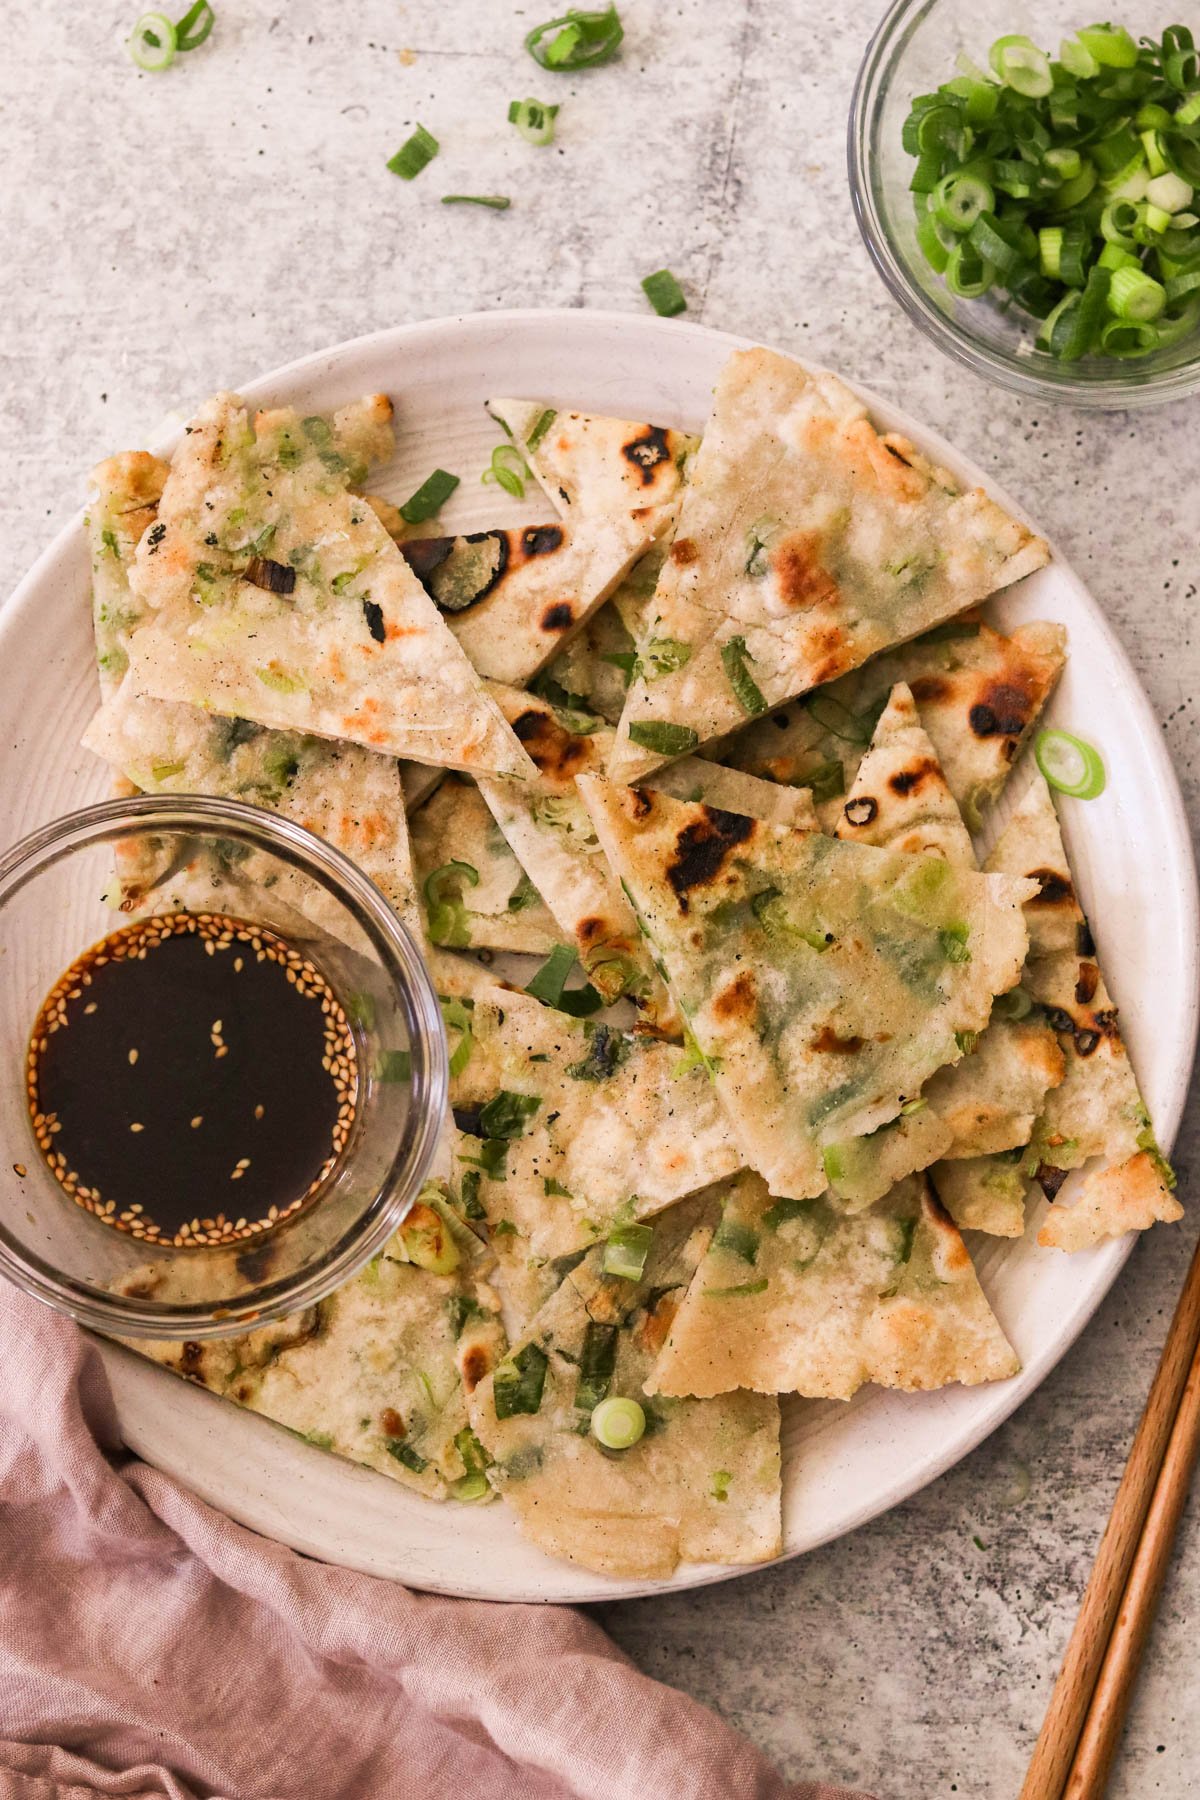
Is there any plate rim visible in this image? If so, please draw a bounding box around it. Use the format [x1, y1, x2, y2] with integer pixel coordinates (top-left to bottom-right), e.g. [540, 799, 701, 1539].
[8, 304, 1198, 1604]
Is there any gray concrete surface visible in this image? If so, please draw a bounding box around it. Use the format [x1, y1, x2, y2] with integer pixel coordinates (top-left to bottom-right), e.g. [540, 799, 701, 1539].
[2, 4, 1198, 1795]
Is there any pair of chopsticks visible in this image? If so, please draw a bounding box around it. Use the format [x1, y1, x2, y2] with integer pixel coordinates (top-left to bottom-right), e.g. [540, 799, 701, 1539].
[1019, 1225, 1200, 1799]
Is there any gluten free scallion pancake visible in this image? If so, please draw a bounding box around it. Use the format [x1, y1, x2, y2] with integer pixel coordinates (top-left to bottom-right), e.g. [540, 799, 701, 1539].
[124, 393, 536, 782]
[578, 776, 1036, 1199]
[645, 1170, 1018, 1401]
[608, 348, 1049, 783]
[409, 773, 563, 955]
[468, 1189, 781, 1579]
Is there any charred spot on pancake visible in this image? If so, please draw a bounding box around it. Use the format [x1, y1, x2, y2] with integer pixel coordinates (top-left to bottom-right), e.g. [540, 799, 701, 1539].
[968, 681, 1034, 740]
[771, 710, 793, 731]
[511, 707, 590, 782]
[629, 787, 654, 820]
[621, 425, 671, 482]
[1037, 1163, 1070, 1200]
[577, 915, 607, 947]
[712, 968, 758, 1024]
[1028, 866, 1075, 907]
[380, 1407, 405, 1438]
[400, 536, 455, 580]
[843, 796, 878, 827]
[888, 757, 939, 797]
[522, 524, 564, 557]
[179, 1341, 204, 1376]
[910, 674, 951, 706]
[772, 530, 839, 611]
[459, 1343, 492, 1394]
[812, 1025, 864, 1054]
[362, 599, 386, 644]
[1077, 918, 1096, 956]
[1045, 1006, 1076, 1036]
[1094, 1007, 1120, 1038]
[541, 601, 574, 633]
[665, 806, 756, 909]
[671, 536, 699, 566]
[1075, 962, 1099, 1005]
[1074, 1028, 1101, 1057]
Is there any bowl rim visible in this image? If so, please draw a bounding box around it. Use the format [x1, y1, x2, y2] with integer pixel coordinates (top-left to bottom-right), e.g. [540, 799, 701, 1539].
[0, 793, 448, 1338]
[847, 0, 1200, 409]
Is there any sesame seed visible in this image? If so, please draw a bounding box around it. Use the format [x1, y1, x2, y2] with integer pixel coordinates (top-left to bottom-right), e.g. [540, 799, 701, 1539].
[128, 1048, 138, 1065]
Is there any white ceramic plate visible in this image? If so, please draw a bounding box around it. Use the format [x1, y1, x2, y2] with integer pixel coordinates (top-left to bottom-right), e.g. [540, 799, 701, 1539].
[3, 310, 1196, 1603]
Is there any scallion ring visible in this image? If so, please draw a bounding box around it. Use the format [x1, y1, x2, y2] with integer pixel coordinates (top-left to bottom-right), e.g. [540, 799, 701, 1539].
[525, 5, 624, 72]
[1035, 728, 1106, 800]
[173, 0, 214, 50]
[590, 1396, 646, 1449]
[1109, 266, 1166, 322]
[128, 11, 177, 70]
[508, 97, 560, 145]
[989, 34, 1053, 98]
[482, 443, 529, 498]
[933, 169, 995, 232]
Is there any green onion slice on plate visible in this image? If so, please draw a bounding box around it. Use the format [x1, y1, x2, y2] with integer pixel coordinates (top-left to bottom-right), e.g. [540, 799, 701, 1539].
[400, 468, 460, 524]
[1035, 728, 1107, 799]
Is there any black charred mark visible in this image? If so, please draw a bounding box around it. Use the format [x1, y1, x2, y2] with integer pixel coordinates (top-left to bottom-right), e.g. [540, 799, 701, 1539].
[1075, 962, 1099, 1005]
[541, 601, 574, 632]
[1029, 866, 1075, 907]
[629, 788, 654, 821]
[179, 1340, 204, 1376]
[522, 524, 564, 557]
[245, 556, 297, 595]
[1094, 1007, 1120, 1037]
[146, 521, 167, 555]
[889, 757, 938, 797]
[362, 600, 386, 643]
[1045, 1006, 1076, 1035]
[577, 916, 608, 946]
[843, 796, 878, 827]
[401, 536, 455, 580]
[666, 806, 755, 910]
[1074, 1029, 1101, 1057]
[968, 682, 1033, 739]
[512, 708, 591, 782]
[1077, 919, 1096, 956]
[621, 425, 671, 483]
[1037, 1163, 1070, 1200]
[458, 529, 511, 604]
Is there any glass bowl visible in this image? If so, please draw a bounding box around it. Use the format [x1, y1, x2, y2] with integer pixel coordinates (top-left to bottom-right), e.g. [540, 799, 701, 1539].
[0, 796, 446, 1338]
[849, 0, 1200, 407]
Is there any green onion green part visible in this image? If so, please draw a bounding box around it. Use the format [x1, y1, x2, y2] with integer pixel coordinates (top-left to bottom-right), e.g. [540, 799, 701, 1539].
[400, 467, 460, 524]
[441, 194, 512, 210]
[1034, 728, 1107, 799]
[602, 1221, 654, 1281]
[174, 0, 214, 50]
[525, 6, 624, 72]
[387, 125, 439, 180]
[509, 97, 560, 145]
[641, 268, 688, 317]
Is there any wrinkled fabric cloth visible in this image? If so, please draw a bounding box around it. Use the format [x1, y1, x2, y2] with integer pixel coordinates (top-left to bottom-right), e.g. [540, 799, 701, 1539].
[0, 1287, 875, 1800]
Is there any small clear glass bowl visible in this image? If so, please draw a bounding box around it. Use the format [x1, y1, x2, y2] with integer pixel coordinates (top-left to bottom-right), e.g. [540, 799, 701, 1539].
[0, 796, 446, 1339]
[849, 0, 1200, 407]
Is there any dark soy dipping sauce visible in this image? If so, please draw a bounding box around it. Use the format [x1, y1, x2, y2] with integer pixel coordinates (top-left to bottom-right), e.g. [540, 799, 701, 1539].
[26, 911, 358, 1248]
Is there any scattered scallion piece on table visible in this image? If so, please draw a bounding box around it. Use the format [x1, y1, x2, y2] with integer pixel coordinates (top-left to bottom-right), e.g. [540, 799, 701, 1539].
[903, 22, 1200, 361]
[174, 0, 214, 49]
[590, 1395, 646, 1449]
[641, 268, 688, 317]
[128, 12, 177, 70]
[525, 5, 624, 71]
[441, 195, 512, 210]
[508, 97, 561, 145]
[400, 468, 460, 524]
[387, 125, 439, 181]
[1035, 727, 1107, 799]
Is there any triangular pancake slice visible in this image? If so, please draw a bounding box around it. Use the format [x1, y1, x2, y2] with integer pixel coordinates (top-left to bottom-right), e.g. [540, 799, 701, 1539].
[969, 772, 1178, 1251]
[436, 967, 741, 1327]
[468, 1190, 781, 1578]
[834, 682, 975, 863]
[578, 776, 1036, 1198]
[645, 1171, 1019, 1400]
[408, 774, 563, 956]
[486, 400, 694, 541]
[400, 516, 657, 688]
[722, 617, 1066, 834]
[83, 685, 421, 936]
[608, 348, 1049, 782]
[119, 1187, 505, 1500]
[124, 393, 535, 781]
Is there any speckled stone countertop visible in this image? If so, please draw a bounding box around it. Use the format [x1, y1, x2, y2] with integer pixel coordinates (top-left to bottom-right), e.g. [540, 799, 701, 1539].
[3, 3, 1199, 1795]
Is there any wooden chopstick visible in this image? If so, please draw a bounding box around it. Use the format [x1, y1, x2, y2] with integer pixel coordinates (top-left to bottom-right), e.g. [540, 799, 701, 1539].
[1018, 1228, 1200, 1800]
[1063, 1324, 1200, 1795]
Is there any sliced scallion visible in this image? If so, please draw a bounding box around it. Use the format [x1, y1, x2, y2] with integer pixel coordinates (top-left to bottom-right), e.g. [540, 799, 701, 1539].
[641, 268, 688, 317]
[441, 194, 511, 209]
[482, 442, 529, 498]
[128, 12, 177, 70]
[387, 125, 439, 181]
[400, 468, 460, 523]
[174, 0, 214, 50]
[590, 1395, 645, 1449]
[508, 97, 560, 145]
[525, 5, 624, 72]
[1035, 728, 1106, 800]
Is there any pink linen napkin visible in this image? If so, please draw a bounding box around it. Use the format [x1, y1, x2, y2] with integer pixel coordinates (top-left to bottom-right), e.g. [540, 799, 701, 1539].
[0, 1286, 875, 1800]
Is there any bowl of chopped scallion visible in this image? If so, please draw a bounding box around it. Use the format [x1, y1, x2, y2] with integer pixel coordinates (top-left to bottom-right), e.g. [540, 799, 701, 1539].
[849, 2, 1200, 404]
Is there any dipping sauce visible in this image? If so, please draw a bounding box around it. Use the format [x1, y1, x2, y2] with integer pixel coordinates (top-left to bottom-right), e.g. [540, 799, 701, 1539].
[26, 911, 358, 1248]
